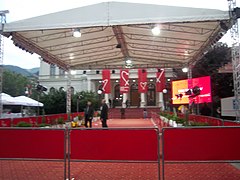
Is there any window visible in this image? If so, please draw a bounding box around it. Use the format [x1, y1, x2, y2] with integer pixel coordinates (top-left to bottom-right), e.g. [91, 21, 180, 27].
[59, 68, 65, 76]
[50, 64, 56, 77]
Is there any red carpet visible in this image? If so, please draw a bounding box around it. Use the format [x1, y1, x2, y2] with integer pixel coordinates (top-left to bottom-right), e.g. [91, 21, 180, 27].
[0, 118, 239, 179]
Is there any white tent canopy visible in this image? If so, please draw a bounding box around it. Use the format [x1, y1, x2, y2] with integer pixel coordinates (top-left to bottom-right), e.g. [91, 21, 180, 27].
[0, 93, 17, 105]
[2, 2, 232, 70]
[0, 93, 43, 107]
[13, 96, 44, 107]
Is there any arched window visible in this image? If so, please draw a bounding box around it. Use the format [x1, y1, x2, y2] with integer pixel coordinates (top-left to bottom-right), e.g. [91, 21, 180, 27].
[59, 87, 65, 91]
[49, 87, 55, 93]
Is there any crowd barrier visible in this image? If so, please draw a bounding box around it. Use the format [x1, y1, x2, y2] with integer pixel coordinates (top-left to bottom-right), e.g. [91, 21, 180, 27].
[0, 128, 67, 179]
[0, 127, 160, 180]
[162, 127, 240, 180]
[0, 112, 84, 127]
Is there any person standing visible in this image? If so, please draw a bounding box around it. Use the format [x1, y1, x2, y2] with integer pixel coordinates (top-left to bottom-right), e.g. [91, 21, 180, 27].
[84, 100, 94, 128]
[100, 99, 109, 128]
[200, 103, 211, 116]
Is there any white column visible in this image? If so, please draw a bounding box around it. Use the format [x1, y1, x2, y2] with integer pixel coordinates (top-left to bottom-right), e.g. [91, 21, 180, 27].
[122, 93, 127, 108]
[158, 92, 165, 110]
[87, 79, 91, 92]
[104, 94, 110, 107]
[140, 93, 146, 108]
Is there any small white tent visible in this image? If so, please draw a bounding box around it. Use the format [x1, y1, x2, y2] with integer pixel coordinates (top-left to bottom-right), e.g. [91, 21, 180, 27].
[14, 96, 44, 107]
[0, 93, 17, 105]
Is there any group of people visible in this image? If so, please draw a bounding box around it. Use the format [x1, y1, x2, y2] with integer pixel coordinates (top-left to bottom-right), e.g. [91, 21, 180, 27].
[84, 99, 109, 128]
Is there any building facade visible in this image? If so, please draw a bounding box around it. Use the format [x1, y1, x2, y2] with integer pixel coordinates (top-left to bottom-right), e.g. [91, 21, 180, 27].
[39, 61, 175, 107]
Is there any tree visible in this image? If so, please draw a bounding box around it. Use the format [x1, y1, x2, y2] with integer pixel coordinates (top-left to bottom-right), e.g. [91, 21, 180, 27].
[40, 90, 99, 115]
[2, 70, 32, 96]
[192, 43, 234, 115]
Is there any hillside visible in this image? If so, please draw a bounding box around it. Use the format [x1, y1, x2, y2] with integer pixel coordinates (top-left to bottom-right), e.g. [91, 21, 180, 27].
[3, 65, 39, 77]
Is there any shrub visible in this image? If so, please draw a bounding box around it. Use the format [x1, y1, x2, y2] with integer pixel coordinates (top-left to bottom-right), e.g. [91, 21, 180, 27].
[190, 122, 209, 126]
[38, 123, 50, 127]
[57, 117, 64, 124]
[16, 121, 32, 127]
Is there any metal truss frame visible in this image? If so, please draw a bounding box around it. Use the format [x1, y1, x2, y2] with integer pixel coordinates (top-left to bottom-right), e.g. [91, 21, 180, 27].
[228, 0, 240, 121]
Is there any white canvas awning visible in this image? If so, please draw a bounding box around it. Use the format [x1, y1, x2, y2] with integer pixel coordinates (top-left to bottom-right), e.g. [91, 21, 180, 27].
[13, 96, 44, 107]
[1, 2, 232, 70]
[0, 93, 17, 105]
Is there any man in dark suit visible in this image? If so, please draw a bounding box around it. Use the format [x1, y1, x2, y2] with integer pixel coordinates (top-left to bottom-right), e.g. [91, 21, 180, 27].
[84, 100, 94, 128]
[100, 99, 108, 128]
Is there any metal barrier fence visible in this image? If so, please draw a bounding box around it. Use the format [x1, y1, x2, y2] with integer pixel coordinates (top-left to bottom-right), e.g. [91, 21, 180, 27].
[68, 127, 160, 180]
[0, 127, 67, 179]
[0, 127, 160, 180]
[162, 126, 240, 180]
[0, 112, 84, 127]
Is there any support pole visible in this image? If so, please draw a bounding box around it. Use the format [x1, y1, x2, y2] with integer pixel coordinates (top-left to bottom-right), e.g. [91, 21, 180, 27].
[66, 71, 72, 121]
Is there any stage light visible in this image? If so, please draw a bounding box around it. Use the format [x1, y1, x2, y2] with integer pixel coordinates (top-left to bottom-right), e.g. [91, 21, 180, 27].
[163, 89, 167, 94]
[112, 70, 115, 74]
[83, 70, 86, 74]
[96, 70, 100, 74]
[150, 79, 153, 82]
[116, 80, 119, 83]
[151, 26, 161, 36]
[97, 89, 103, 95]
[126, 59, 132, 64]
[73, 28, 81, 38]
[182, 67, 189, 73]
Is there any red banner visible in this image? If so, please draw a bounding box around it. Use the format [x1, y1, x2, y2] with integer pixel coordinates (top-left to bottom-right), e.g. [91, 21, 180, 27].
[120, 69, 129, 93]
[138, 69, 148, 93]
[102, 69, 111, 94]
[156, 69, 165, 92]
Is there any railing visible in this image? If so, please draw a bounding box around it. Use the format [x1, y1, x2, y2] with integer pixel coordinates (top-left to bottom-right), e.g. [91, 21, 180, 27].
[0, 127, 160, 180]
[162, 126, 240, 180]
[0, 127, 67, 179]
[0, 112, 84, 127]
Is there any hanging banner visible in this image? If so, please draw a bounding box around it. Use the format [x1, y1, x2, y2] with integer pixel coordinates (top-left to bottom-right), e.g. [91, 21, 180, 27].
[138, 69, 148, 93]
[120, 69, 130, 93]
[102, 69, 111, 94]
[156, 69, 165, 92]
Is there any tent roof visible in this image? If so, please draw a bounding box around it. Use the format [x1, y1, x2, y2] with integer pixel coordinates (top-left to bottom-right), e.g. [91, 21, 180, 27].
[2, 2, 231, 70]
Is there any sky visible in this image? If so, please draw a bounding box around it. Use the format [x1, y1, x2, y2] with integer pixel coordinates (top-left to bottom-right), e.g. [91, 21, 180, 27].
[0, 0, 235, 69]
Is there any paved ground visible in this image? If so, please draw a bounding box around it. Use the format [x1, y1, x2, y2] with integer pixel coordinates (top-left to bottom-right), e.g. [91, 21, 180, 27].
[0, 118, 240, 180]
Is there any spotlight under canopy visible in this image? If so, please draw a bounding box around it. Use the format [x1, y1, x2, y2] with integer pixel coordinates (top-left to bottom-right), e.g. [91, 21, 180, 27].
[126, 59, 132, 64]
[182, 67, 189, 73]
[73, 28, 81, 37]
[151, 25, 161, 36]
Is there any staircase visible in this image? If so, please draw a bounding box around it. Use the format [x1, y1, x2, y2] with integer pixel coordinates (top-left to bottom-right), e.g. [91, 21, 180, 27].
[109, 108, 160, 119]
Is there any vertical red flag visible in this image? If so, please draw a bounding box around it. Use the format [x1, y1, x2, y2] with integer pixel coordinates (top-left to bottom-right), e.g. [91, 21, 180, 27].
[156, 69, 165, 92]
[138, 69, 148, 93]
[120, 69, 130, 93]
[102, 69, 111, 94]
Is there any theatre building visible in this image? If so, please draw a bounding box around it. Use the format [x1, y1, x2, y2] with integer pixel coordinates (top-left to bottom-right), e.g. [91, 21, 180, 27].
[39, 61, 175, 107]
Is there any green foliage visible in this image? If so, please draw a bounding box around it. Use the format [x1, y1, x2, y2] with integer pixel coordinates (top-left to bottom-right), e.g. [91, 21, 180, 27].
[78, 115, 84, 120]
[16, 121, 32, 127]
[57, 117, 64, 124]
[190, 122, 209, 126]
[38, 123, 50, 127]
[2, 70, 32, 96]
[39, 90, 99, 115]
[42, 116, 46, 124]
[40, 90, 67, 114]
